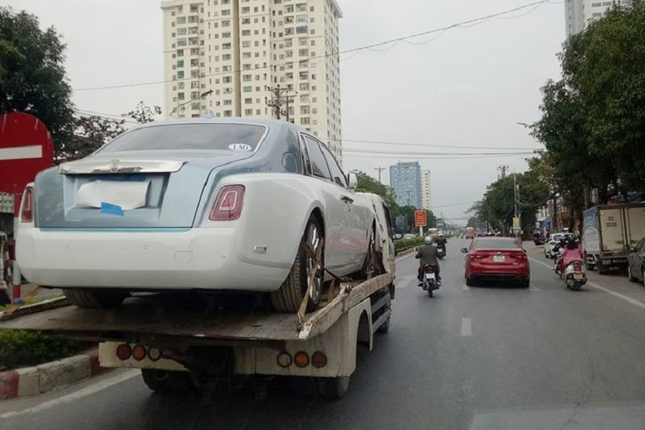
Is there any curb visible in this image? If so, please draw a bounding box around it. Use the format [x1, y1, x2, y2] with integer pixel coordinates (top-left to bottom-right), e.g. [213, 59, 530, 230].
[0, 349, 109, 400]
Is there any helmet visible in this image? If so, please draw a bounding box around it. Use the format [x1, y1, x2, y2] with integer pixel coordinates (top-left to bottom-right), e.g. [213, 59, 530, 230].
[566, 238, 578, 249]
[424, 236, 433, 245]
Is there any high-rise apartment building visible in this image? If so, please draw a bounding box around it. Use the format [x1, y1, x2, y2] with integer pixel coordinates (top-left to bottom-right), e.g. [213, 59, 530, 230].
[421, 169, 432, 211]
[161, 0, 343, 157]
[565, 0, 630, 37]
[390, 162, 422, 209]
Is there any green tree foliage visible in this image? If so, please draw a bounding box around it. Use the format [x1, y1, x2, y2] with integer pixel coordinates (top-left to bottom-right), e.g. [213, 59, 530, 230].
[532, 1, 645, 210]
[125, 101, 162, 124]
[0, 7, 75, 146]
[354, 171, 398, 211]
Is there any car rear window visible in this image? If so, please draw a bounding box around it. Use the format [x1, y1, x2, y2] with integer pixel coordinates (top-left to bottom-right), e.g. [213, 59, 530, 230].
[98, 124, 267, 153]
[475, 239, 519, 249]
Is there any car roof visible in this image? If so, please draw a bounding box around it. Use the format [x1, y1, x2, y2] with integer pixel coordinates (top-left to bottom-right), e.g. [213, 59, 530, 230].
[122, 116, 300, 133]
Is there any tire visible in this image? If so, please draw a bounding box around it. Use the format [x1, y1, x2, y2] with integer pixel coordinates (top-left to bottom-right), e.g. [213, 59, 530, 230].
[323, 376, 350, 400]
[584, 256, 595, 272]
[428, 287, 434, 297]
[376, 316, 390, 334]
[63, 288, 126, 309]
[628, 265, 638, 283]
[141, 369, 194, 393]
[521, 278, 530, 288]
[466, 276, 475, 287]
[360, 225, 377, 278]
[271, 217, 324, 313]
[597, 261, 610, 275]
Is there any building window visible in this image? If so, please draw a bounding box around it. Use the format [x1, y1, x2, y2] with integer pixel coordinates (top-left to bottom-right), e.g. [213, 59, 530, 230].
[244, 109, 253, 115]
[243, 86, 252, 92]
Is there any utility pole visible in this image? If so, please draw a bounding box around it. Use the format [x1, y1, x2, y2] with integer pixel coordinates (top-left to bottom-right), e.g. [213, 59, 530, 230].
[374, 167, 385, 184]
[265, 85, 297, 121]
[498, 165, 509, 179]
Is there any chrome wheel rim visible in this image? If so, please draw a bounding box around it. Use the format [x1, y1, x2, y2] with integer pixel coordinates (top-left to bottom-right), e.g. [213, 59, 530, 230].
[305, 223, 322, 303]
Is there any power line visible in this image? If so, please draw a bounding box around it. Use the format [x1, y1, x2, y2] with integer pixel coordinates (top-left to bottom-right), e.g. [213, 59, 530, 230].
[343, 148, 535, 156]
[343, 153, 534, 160]
[343, 139, 541, 151]
[74, 0, 556, 92]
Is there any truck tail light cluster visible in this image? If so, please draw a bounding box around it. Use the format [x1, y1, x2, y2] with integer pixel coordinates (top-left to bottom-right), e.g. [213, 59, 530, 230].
[209, 185, 245, 221]
[277, 351, 327, 369]
[20, 186, 34, 223]
[115, 343, 162, 362]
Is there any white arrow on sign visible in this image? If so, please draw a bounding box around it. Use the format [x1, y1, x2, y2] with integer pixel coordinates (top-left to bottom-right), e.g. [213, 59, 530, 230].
[0, 146, 43, 161]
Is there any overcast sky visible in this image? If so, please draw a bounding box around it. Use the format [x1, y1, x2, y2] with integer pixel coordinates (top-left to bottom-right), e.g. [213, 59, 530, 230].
[5, 0, 565, 224]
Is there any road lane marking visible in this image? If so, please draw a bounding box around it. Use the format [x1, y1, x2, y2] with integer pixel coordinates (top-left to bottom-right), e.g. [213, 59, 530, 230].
[463, 284, 469, 291]
[461, 318, 472, 336]
[529, 257, 645, 311]
[0, 369, 140, 420]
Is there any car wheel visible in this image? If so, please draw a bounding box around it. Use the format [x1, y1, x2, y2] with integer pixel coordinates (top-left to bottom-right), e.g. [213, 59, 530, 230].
[628, 265, 638, 283]
[141, 369, 194, 393]
[521, 278, 530, 288]
[62, 289, 126, 309]
[271, 217, 324, 313]
[360, 225, 379, 278]
[466, 276, 475, 287]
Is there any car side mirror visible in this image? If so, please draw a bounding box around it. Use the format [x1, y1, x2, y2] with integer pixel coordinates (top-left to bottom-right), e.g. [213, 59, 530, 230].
[461, 248, 468, 254]
[347, 172, 357, 190]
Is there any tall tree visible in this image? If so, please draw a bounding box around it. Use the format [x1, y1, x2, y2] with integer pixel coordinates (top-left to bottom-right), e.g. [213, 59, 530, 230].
[0, 7, 75, 146]
[354, 171, 398, 212]
[124, 101, 162, 124]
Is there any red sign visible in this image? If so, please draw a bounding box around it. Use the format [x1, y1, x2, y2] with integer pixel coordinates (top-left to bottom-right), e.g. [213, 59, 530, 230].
[415, 210, 427, 227]
[0, 112, 54, 215]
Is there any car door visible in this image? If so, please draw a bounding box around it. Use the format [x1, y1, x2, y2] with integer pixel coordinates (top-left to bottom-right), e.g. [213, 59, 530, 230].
[632, 239, 645, 281]
[301, 135, 350, 274]
[317, 140, 368, 271]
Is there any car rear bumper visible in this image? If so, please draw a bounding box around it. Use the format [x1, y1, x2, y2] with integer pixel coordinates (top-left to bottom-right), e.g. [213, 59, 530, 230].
[16, 228, 291, 292]
[467, 264, 530, 279]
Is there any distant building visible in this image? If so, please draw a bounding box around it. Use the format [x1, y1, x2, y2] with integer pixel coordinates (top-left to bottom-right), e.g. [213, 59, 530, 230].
[160, 0, 343, 158]
[421, 169, 432, 211]
[390, 162, 422, 209]
[565, 0, 631, 37]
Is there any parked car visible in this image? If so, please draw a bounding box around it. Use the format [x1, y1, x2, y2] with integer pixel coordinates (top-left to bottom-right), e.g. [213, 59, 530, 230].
[17, 118, 390, 313]
[627, 237, 645, 283]
[461, 237, 530, 287]
[544, 232, 574, 259]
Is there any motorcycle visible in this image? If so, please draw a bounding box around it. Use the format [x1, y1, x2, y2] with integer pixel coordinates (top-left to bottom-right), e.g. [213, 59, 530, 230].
[437, 246, 445, 260]
[533, 234, 545, 245]
[554, 251, 587, 291]
[420, 264, 440, 297]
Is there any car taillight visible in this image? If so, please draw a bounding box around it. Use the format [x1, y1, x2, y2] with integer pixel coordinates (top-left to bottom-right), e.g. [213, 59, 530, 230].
[20, 187, 34, 223]
[209, 185, 245, 221]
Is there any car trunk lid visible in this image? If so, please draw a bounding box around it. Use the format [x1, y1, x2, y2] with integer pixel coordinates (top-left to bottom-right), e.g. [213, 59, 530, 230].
[36, 150, 252, 229]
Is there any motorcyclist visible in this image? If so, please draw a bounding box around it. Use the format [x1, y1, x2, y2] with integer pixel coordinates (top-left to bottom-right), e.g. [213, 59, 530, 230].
[559, 238, 583, 274]
[435, 234, 448, 256]
[415, 237, 441, 286]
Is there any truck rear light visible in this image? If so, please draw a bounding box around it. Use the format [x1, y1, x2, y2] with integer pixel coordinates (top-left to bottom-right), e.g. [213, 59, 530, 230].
[311, 351, 327, 368]
[294, 351, 310, 368]
[209, 185, 245, 221]
[132, 345, 147, 361]
[20, 186, 34, 223]
[277, 352, 292, 368]
[116, 344, 132, 361]
[148, 348, 161, 362]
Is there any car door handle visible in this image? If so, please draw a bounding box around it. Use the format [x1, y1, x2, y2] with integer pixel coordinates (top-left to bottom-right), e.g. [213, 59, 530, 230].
[341, 195, 354, 204]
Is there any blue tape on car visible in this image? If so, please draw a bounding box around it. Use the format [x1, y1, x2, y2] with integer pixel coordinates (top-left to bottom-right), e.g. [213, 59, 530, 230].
[101, 202, 125, 216]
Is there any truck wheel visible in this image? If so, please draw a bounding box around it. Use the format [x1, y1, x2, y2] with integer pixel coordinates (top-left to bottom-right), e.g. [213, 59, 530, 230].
[323, 376, 350, 400]
[584, 258, 595, 271]
[271, 217, 324, 313]
[141, 369, 194, 393]
[597, 262, 610, 275]
[63, 289, 126, 309]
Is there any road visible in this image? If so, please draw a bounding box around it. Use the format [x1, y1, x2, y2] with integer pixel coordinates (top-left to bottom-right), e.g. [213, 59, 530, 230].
[3, 239, 645, 429]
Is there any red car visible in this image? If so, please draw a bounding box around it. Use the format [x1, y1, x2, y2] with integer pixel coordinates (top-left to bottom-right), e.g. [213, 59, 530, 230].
[461, 237, 530, 288]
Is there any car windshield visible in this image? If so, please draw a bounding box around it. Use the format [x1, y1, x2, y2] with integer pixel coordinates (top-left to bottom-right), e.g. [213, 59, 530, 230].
[98, 124, 267, 153]
[475, 240, 519, 249]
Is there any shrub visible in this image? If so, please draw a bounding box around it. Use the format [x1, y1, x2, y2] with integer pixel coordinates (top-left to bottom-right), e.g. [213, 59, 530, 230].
[0, 330, 92, 371]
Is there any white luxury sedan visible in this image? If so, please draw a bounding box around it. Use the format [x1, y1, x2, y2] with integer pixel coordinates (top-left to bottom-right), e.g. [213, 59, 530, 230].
[16, 118, 394, 313]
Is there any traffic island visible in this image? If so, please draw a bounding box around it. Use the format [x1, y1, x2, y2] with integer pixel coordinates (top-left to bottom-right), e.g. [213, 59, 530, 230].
[0, 349, 108, 399]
